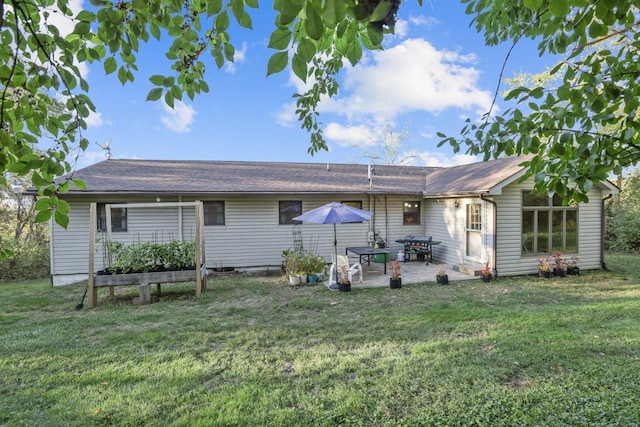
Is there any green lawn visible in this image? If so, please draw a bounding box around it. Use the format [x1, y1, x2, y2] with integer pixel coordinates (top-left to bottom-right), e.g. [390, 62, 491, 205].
[2, 255, 640, 426]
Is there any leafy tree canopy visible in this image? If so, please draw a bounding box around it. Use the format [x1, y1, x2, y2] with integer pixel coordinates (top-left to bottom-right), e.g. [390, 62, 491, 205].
[2, 0, 638, 238]
[1, 0, 405, 229]
[439, 0, 640, 202]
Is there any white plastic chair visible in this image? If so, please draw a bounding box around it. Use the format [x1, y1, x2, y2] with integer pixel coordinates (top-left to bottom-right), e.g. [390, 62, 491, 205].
[328, 254, 363, 285]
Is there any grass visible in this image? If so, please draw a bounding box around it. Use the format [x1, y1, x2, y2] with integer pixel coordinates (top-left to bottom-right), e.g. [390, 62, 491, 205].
[1, 254, 640, 426]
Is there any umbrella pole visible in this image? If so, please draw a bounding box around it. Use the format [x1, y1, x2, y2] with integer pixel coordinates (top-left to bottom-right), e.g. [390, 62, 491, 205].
[334, 223, 338, 285]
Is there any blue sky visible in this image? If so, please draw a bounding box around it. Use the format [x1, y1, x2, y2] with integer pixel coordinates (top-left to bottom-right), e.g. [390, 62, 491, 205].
[63, 0, 556, 170]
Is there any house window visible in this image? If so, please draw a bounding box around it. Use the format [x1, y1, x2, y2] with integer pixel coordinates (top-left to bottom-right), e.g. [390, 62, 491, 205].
[467, 204, 482, 230]
[341, 200, 362, 209]
[279, 201, 302, 225]
[204, 201, 225, 226]
[403, 201, 421, 225]
[97, 203, 127, 232]
[522, 192, 577, 255]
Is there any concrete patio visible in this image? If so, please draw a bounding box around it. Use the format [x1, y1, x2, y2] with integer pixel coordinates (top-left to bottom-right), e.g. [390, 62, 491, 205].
[323, 258, 478, 290]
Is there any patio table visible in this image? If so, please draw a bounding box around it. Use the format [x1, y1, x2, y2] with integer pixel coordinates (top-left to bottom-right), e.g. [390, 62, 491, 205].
[346, 246, 389, 274]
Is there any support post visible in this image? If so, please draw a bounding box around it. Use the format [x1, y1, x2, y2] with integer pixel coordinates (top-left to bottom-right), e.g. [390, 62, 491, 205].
[138, 283, 151, 305]
[88, 203, 98, 308]
[195, 200, 203, 296]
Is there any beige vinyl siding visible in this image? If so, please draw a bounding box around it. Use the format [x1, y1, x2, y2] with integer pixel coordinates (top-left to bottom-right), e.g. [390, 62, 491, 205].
[424, 198, 493, 268]
[51, 200, 184, 278]
[195, 195, 423, 268]
[494, 177, 604, 276]
[50, 202, 92, 275]
[51, 194, 428, 283]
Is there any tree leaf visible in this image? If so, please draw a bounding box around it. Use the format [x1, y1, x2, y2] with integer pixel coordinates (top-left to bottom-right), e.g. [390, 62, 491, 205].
[146, 87, 163, 101]
[266, 51, 289, 76]
[292, 53, 308, 82]
[104, 56, 117, 75]
[54, 209, 70, 228]
[549, 0, 569, 16]
[268, 29, 292, 50]
[305, 3, 325, 40]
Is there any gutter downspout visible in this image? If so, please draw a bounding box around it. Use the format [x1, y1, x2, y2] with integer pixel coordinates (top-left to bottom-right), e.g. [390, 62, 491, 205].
[601, 194, 613, 271]
[480, 193, 498, 278]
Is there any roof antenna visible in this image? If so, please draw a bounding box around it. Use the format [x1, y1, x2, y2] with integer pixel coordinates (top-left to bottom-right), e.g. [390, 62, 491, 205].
[96, 139, 112, 159]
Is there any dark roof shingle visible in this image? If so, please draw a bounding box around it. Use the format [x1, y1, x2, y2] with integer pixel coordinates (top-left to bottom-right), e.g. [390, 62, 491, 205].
[55, 156, 529, 197]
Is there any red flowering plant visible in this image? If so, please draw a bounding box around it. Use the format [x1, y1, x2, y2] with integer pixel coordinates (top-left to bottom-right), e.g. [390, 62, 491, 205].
[550, 252, 568, 271]
[481, 262, 492, 276]
[389, 259, 402, 280]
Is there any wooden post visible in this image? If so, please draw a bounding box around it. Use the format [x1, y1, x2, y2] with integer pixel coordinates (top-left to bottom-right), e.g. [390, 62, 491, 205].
[138, 283, 151, 305]
[195, 200, 202, 297]
[88, 203, 98, 308]
[198, 200, 207, 291]
[105, 204, 115, 298]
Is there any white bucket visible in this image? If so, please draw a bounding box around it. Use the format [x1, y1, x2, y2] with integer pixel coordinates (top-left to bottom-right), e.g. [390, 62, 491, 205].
[397, 251, 405, 262]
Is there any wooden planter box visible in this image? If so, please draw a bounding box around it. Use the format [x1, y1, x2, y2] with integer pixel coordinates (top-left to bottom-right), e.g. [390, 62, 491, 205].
[94, 265, 207, 287]
[90, 264, 208, 306]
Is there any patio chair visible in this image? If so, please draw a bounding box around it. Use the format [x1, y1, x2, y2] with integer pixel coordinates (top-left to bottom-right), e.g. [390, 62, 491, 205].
[328, 254, 363, 285]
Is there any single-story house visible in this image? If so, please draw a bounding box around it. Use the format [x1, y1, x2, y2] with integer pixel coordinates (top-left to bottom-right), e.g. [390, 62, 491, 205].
[45, 156, 619, 286]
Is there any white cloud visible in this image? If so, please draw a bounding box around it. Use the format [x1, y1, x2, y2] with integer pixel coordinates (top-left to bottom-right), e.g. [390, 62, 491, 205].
[160, 101, 197, 133]
[412, 151, 479, 167]
[225, 42, 248, 74]
[273, 101, 297, 127]
[409, 15, 440, 29]
[321, 38, 493, 121]
[324, 123, 375, 146]
[85, 110, 103, 128]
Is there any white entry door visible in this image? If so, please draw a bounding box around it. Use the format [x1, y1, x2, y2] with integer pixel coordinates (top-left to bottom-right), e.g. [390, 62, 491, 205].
[466, 204, 482, 260]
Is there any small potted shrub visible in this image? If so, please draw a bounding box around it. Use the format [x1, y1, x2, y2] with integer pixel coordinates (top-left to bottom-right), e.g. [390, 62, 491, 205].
[283, 253, 303, 285]
[389, 259, 402, 289]
[481, 262, 492, 283]
[337, 264, 351, 292]
[538, 257, 552, 278]
[436, 264, 449, 285]
[306, 254, 326, 284]
[567, 255, 580, 275]
[550, 252, 567, 277]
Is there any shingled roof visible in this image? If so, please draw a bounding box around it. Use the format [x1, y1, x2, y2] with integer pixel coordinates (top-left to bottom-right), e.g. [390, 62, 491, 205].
[423, 155, 531, 196]
[55, 156, 529, 197]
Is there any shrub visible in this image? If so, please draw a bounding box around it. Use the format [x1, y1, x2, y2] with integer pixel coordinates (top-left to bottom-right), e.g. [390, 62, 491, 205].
[0, 237, 50, 282]
[106, 240, 196, 273]
[606, 211, 640, 253]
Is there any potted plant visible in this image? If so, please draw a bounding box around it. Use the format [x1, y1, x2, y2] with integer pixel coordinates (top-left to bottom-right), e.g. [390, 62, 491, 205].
[567, 255, 580, 275]
[538, 257, 552, 278]
[389, 259, 402, 289]
[481, 262, 492, 283]
[283, 253, 303, 285]
[436, 264, 449, 285]
[306, 254, 326, 284]
[550, 252, 567, 277]
[337, 264, 351, 292]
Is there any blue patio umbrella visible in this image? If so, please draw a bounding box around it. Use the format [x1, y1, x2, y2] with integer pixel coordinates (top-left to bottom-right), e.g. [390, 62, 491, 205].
[293, 202, 372, 285]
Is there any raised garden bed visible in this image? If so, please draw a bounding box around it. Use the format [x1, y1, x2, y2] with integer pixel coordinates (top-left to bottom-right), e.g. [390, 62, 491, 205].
[93, 264, 207, 287]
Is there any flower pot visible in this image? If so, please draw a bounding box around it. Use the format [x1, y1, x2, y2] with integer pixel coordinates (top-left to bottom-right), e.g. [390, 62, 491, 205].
[553, 268, 566, 277]
[307, 274, 317, 284]
[436, 274, 449, 285]
[299, 274, 308, 284]
[481, 273, 492, 283]
[567, 266, 580, 276]
[390, 278, 402, 289]
[338, 281, 351, 292]
[289, 275, 301, 286]
[539, 270, 552, 278]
